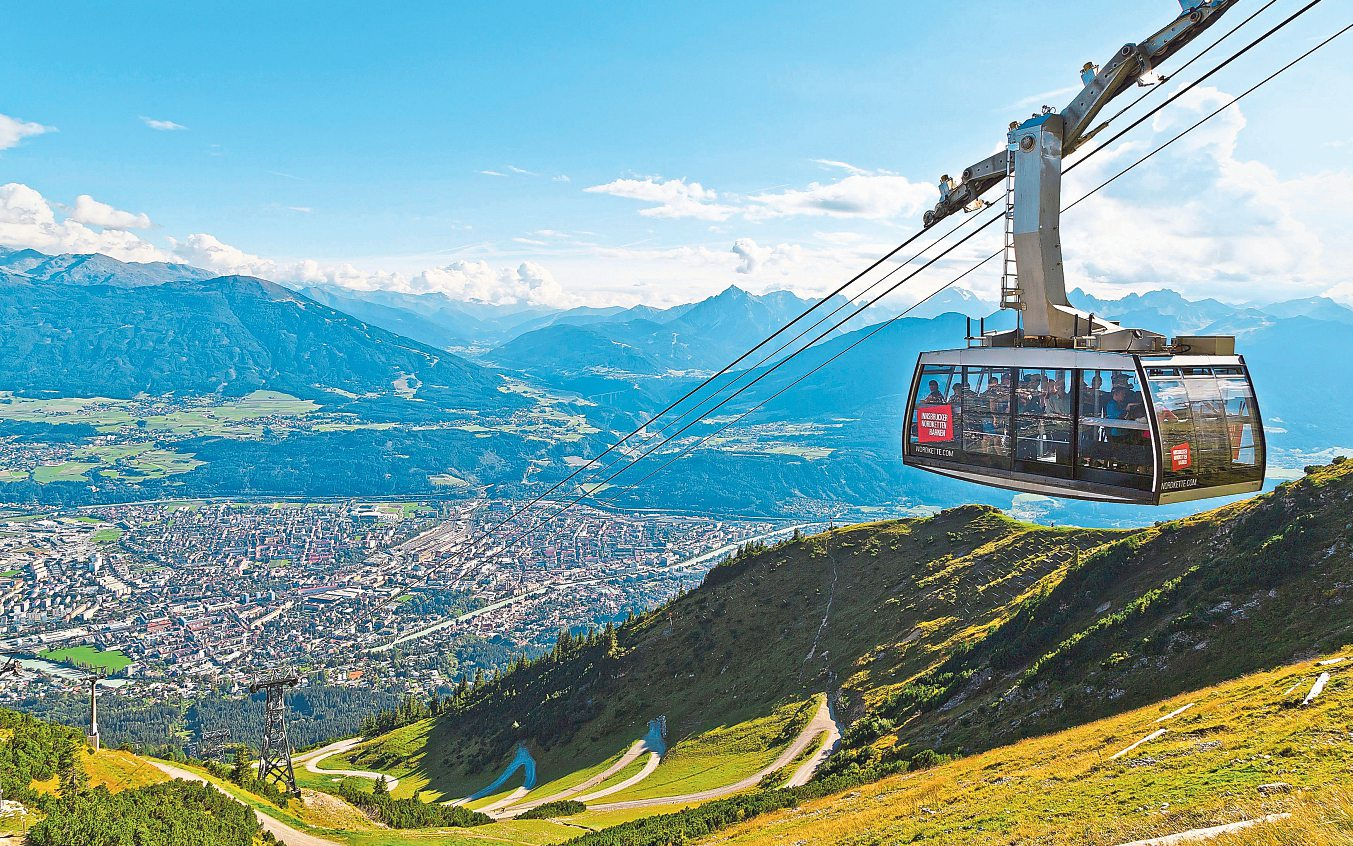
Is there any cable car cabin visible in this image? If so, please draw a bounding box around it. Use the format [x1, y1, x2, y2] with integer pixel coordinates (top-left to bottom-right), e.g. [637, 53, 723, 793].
[903, 348, 1265, 505]
[899, 3, 1264, 505]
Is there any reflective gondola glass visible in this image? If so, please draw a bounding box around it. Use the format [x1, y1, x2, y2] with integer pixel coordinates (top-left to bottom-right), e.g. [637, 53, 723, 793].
[904, 350, 1265, 504]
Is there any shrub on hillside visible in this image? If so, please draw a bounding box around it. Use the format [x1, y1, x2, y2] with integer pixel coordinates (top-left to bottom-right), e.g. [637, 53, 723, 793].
[332, 780, 491, 828]
[25, 780, 277, 846]
[518, 799, 586, 819]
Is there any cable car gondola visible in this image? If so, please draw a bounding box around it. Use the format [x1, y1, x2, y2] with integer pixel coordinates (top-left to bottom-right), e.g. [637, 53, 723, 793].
[903, 0, 1265, 505]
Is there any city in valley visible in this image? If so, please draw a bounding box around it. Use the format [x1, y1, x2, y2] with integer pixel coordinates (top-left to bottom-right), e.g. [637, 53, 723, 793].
[0, 498, 818, 708]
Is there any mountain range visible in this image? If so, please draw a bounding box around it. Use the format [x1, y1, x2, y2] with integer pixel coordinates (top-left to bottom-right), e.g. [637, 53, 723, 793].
[2, 245, 1352, 522]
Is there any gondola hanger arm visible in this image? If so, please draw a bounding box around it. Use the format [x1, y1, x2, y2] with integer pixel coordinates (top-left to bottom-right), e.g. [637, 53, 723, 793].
[923, 0, 1238, 229]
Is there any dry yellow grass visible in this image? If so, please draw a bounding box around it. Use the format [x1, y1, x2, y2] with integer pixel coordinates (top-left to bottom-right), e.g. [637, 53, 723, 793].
[700, 651, 1352, 846]
[1209, 788, 1353, 845]
[83, 747, 170, 791]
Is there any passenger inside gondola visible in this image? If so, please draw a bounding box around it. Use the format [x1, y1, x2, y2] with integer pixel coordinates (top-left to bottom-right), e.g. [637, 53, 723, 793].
[1080, 373, 1107, 416]
[1044, 377, 1070, 416]
[923, 379, 945, 404]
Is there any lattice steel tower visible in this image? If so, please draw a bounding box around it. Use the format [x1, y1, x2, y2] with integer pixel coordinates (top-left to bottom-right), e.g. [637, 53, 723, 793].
[250, 669, 301, 797]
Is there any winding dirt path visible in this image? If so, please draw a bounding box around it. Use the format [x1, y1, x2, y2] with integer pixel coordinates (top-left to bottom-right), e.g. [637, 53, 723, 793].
[294, 738, 400, 791]
[575, 750, 662, 803]
[587, 695, 838, 812]
[783, 698, 842, 788]
[147, 760, 340, 846]
[446, 743, 537, 808]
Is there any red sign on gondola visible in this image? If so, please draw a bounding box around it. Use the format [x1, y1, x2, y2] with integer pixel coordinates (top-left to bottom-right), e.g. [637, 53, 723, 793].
[1170, 442, 1192, 471]
[916, 405, 953, 443]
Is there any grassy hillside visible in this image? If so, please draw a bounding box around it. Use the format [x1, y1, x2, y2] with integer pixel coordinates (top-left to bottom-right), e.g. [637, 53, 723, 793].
[696, 651, 1352, 845]
[336, 459, 1353, 843]
[348, 510, 1119, 799]
[857, 458, 1353, 766]
[0, 275, 512, 408]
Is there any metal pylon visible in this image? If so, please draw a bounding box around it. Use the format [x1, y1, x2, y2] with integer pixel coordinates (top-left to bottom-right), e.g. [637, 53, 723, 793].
[250, 669, 300, 796]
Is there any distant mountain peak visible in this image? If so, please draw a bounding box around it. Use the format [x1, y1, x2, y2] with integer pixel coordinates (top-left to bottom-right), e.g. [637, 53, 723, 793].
[715, 284, 753, 300]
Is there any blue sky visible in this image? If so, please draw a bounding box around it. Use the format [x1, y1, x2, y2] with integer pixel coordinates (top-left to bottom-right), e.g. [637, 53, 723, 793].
[2, 1, 1350, 306]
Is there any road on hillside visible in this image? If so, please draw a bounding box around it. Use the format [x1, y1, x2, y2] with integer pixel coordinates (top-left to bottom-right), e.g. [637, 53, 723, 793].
[588, 695, 840, 812]
[294, 738, 399, 791]
[147, 760, 340, 846]
[502, 719, 669, 816]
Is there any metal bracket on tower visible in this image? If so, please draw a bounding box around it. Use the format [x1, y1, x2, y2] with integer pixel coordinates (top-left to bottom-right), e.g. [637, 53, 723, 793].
[251, 669, 301, 797]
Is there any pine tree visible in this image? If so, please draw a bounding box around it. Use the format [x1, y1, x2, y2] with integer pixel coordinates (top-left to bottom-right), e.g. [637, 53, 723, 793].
[56, 737, 87, 797]
[229, 744, 249, 784]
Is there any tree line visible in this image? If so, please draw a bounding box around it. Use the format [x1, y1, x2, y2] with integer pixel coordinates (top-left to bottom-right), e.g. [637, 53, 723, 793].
[1, 706, 273, 846]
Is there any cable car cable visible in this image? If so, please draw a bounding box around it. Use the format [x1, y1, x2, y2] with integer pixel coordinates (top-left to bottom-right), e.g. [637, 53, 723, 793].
[1065, 0, 1324, 175]
[626, 23, 1353, 495]
[467, 0, 1296, 529]
[359, 9, 1343, 630]
[536, 204, 1006, 497]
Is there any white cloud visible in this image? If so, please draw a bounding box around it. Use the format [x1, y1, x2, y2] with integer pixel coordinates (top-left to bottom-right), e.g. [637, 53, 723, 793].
[587, 168, 936, 223]
[0, 183, 167, 262]
[170, 232, 274, 276]
[162, 227, 577, 306]
[287, 206, 312, 213]
[1004, 85, 1081, 113]
[0, 113, 55, 150]
[585, 177, 736, 221]
[730, 238, 768, 274]
[744, 173, 935, 220]
[477, 170, 507, 177]
[69, 194, 152, 230]
[409, 260, 568, 305]
[1059, 85, 1346, 303]
[140, 116, 188, 131]
[506, 165, 537, 176]
[812, 159, 870, 176]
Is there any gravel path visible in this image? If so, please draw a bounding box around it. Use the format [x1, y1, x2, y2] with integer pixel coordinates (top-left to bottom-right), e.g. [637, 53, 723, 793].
[588, 695, 838, 812]
[295, 738, 399, 791]
[147, 760, 340, 846]
[783, 698, 842, 788]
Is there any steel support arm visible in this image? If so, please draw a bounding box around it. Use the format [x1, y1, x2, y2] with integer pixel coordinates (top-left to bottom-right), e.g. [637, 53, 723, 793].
[922, 0, 1237, 230]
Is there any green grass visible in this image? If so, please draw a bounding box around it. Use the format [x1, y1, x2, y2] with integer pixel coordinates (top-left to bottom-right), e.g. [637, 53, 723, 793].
[599, 699, 813, 803]
[429, 474, 470, 488]
[39, 645, 133, 674]
[159, 759, 579, 846]
[91, 527, 124, 543]
[0, 390, 316, 438]
[31, 461, 99, 483]
[0, 569, 19, 578]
